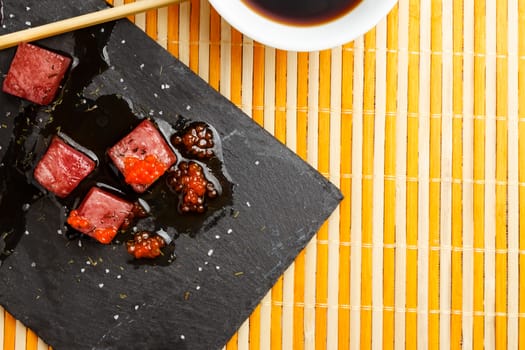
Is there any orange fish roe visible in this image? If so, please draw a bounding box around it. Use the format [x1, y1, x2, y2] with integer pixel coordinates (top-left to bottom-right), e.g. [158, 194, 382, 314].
[93, 228, 118, 245]
[123, 154, 166, 186]
[67, 210, 92, 231]
[127, 231, 166, 259]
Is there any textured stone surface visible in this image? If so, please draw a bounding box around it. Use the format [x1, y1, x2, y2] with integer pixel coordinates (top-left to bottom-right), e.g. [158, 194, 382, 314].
[0, 1, 342, 349]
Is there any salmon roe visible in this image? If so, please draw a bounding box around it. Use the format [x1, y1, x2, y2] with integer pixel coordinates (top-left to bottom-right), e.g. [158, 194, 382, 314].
[67, 210, 92, 231]
[93, 228, 118, 244]
[127, 231, 166, 259]
[123, 154, 166, 186]
[166, 161, 218, 214]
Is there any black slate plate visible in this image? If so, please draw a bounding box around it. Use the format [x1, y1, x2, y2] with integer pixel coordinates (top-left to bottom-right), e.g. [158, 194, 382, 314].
[0, 1, 342, 349]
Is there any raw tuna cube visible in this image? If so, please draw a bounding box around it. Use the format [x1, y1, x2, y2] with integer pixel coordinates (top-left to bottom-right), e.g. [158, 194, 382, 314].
[108, 119, 177, 193]
[67, 187, 133, 244]
[34, 136, 96, 198]
[2, 42, 71, 105]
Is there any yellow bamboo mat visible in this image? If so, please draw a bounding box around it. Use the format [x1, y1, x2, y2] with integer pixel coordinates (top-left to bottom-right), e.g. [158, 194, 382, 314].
[4, 0, 525, 348]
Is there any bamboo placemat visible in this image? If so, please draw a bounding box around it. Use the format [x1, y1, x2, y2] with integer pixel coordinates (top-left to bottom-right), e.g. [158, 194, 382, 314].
[3, 0, 524, 348]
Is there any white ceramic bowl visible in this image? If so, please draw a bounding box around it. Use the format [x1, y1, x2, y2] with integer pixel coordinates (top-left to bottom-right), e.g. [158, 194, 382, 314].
[208, 0, 398, 52]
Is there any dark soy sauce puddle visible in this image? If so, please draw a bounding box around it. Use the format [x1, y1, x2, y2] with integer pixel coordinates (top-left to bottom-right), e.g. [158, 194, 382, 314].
[0, 23, 233, 266]
[241, 0, 362, 26]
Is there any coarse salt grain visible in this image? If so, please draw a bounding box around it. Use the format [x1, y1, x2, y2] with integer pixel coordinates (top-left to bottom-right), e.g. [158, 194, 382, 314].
[114, 315, 119, 320]
[121, 40, 126, 44]
[198, 267, 202, 272]
[98, 283, 104, 288]
[105, 269, 110, 274]
[25, 21, 31, 26]
[116, 275, 122, 279]
[246, 201, 251, 207]
[134, 305, 139, 310]
[30, 262, 36, 268]
[227, 229, 233, 234]
[207, 249, 214, 256]
[80, 268, 85, 273]
[196, 286, 200, 290]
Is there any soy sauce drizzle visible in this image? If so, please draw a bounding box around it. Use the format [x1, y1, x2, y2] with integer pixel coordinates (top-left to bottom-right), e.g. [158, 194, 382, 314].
[0, 23, 233, 266]
[0, 21, 115, 263]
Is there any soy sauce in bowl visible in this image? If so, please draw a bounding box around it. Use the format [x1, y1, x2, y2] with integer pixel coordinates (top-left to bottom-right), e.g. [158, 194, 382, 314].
[241, 0, 363, 26]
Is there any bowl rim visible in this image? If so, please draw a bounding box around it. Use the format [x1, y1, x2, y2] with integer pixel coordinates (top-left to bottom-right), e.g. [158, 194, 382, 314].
[208, 0, 398, 52]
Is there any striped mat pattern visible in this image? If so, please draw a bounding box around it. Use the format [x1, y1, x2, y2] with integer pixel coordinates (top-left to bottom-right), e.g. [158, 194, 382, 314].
[3, 0, 524, 348]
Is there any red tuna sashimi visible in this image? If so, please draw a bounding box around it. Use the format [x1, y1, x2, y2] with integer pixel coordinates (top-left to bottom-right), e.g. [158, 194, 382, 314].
[108, 119, 177, 193]
[2, 42, 71, 105]
[67, 187, 133, 244]
[34, 136, 96, 198]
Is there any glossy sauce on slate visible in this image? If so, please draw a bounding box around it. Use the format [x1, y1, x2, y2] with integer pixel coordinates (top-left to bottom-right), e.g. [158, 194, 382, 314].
[241, 0, 362, 26]
[0, 23, 233, 265]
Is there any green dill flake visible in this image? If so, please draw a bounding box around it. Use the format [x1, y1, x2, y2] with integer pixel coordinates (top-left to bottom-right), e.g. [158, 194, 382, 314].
[85, 104, 98, 112]
[91, 86, 102, 97]
[1, 230, 13, 240]
[54, 96, 63, 105]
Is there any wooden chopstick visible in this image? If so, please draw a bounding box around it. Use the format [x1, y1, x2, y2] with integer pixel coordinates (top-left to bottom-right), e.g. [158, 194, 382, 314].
[0, 0, 187, 50]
